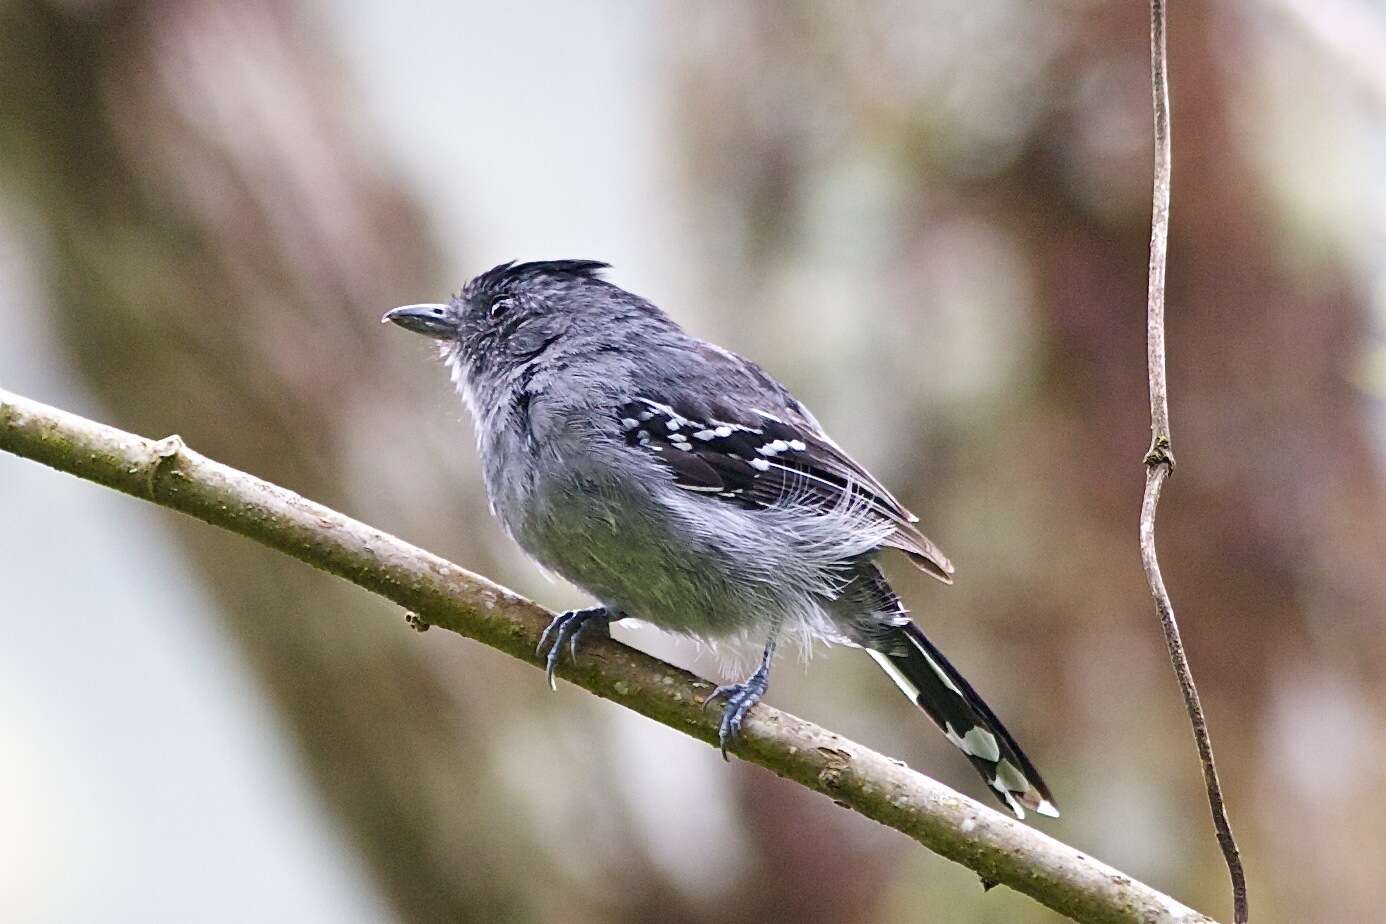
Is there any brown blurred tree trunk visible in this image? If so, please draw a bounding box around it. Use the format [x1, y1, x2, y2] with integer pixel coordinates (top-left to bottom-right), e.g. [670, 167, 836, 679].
[0, 3, 517, 919]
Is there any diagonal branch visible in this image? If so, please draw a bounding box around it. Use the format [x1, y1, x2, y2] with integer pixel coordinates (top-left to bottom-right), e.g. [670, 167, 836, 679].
[0, 386, 1215, 924]
[1141, 3, 1249, 923]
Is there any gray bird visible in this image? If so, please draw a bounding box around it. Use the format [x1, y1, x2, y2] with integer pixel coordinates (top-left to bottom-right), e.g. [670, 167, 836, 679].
[384, 260, 1057, 819]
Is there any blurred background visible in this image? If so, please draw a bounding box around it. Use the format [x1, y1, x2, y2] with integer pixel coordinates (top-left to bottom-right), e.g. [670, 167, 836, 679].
[1, 1, 1382, 921]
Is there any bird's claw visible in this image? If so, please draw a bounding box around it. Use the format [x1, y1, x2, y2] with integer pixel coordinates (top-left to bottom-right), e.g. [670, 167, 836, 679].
[536, 607, 609, 690]
[702, 676, 768, 761]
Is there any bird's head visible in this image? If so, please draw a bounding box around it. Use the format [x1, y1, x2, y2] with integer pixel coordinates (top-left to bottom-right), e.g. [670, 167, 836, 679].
[383, 259, 658, 384]
[385, 259, 681, 414]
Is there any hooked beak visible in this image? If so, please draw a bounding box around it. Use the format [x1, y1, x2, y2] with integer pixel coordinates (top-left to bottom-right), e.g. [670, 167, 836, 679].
[382, 303, 458, 340]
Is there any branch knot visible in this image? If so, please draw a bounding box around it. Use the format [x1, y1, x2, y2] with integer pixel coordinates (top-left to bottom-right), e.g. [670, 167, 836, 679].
[144, 434, 185, 499]
[1143, 436, 1175, 472]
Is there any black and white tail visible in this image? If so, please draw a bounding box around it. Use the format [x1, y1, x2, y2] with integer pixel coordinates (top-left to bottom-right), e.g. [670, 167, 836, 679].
[867, 619, 1058, 820]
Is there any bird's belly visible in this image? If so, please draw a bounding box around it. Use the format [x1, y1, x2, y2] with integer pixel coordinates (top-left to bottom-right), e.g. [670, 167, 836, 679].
[513, 474, 797, 638]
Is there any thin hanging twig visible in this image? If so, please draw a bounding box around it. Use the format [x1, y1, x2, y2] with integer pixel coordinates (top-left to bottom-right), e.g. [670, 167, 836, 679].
[1140, 2, 1249, 922]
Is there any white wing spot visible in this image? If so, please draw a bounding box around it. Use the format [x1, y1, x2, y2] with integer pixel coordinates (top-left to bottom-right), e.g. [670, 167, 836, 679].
[996, 788, 1026, 819]
[750, 458, 771, 472]
[994, 759, 1031, 794]
[943, 722, 1002, 761]
[962, 728, 1001, 762]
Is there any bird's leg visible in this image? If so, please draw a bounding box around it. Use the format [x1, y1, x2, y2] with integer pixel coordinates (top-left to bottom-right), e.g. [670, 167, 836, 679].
[536, 606, 610, 690]
[703, 636, 778, 760]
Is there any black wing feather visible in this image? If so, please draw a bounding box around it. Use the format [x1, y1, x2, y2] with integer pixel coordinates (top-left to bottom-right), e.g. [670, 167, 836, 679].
[616, 396, 954, 582]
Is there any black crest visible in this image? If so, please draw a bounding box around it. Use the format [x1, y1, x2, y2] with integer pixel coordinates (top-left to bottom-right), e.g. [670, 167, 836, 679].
[466, 259, 612, 299]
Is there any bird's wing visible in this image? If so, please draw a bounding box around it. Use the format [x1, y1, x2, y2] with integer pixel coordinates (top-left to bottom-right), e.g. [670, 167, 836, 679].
[616, 346, 954, 583]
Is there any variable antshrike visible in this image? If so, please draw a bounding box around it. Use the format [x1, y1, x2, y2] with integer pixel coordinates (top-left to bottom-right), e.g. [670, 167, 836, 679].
[384, 260, 1057, 819]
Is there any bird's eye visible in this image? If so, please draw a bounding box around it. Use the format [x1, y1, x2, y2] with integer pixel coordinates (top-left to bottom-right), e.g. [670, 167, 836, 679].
[489, 296, 514, 318]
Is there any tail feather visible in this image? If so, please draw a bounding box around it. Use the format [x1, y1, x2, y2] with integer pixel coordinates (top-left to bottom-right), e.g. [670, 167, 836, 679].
[868, 621, 1058, 820]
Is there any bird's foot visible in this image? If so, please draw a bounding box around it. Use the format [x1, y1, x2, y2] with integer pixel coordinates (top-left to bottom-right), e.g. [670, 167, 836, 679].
[536, 606, 610, 690]
[702, 666, 770, 761]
